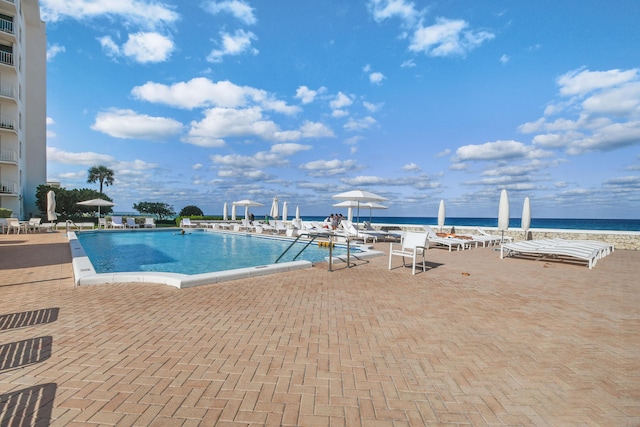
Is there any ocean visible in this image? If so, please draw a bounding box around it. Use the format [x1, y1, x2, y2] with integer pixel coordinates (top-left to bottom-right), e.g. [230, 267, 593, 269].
[300, 216, 640, 232]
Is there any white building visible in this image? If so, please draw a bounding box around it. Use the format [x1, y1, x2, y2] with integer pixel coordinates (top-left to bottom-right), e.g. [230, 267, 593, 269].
[0, 0, 46, 219]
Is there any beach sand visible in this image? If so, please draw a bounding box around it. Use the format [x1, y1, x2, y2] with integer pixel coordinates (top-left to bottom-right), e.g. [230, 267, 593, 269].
[1, 232, 639, 426]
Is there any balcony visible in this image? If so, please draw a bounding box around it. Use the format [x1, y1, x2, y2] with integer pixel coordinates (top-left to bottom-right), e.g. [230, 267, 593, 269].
[0, 17, 13, 36]
[0, 179, 17, 194]
[0, 50, 12, 66]
[0, 146, 17, 163]
[0, 81, 15, 99]
[0, 113, 15, 130]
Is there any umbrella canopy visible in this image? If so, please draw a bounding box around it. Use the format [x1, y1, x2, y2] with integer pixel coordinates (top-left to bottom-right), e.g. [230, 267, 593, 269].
[270, 197, 279, 220]
[233, 199, 263, 220]
[438, 199, 446, 230]
[223, 202, 228, 221]
[47, 190, 57, 221]
[332, 190, 387, 233]
[77, 198, 115, 217]
[498, 189, 510, 231]
[364, 202, 387, 222]
[521, 197, 531, 232]
[282, 201, 288, 222]
[295, 205, 300, 220]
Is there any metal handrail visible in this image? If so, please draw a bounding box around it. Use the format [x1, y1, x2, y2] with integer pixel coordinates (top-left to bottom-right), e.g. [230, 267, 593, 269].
[274, 232, 332, 264]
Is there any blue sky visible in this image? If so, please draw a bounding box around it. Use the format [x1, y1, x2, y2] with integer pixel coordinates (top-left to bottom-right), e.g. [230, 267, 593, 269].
[43, 0, 640, 219]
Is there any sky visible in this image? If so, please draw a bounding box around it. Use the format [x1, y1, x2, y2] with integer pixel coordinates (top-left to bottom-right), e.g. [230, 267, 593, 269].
[42, 0, 640, 219]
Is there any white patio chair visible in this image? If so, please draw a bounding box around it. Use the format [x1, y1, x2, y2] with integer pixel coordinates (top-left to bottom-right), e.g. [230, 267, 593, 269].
[388, 231, 429, 275]
[144, 218, 156, 228]
[126, 218, 140, 228]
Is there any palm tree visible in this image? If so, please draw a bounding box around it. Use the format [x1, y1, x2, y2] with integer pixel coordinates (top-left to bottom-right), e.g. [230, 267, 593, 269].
[87, 165, 115, 193]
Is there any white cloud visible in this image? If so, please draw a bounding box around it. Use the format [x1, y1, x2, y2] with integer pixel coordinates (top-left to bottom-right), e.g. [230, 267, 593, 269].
[47, 43, 65, 61]
[295, 85, 326, 104]
[40, 0, 179, 30]
[500, 54, 509, 64]
[369, 71, 386, 85]
[299, 159, 359, 176]
[183, 107, 296, 147]
[330, 92, 353, 110]
[122, 32, 174, 63]
[132, 78, 300, 114]
[207, 29, 258, 62]
[91, 108, 183, 141]
[410, 18, 495, 57]
[203, 0, 256, 25]
[455, 140, 551, 161]
[192, 163, 203, 170]
[331, 109, 349, 118]
[47, 147, 115, 165]
[344, 116, 377, 132]
[557, 68, 638, 96]
[400, 59, 416, 68]
[363, 101, 384, 113]
[270, 143, 312, 155]
[299, 121, 335, 138]
[98, 36, 120, 57]
[368, 0, 421, 26]
[520, 68, 640, 155]
[402, 162, 421, 172]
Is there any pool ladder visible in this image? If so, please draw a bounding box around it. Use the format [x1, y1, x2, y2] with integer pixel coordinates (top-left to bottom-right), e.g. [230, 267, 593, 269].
[275, 233, 331, 264]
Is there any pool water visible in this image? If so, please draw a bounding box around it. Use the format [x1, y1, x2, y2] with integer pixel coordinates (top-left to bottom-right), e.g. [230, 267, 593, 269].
[76, 230, 351, 275]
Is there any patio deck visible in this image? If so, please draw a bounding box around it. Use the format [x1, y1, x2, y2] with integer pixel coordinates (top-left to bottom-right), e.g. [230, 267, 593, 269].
[1, 232, 639, 426]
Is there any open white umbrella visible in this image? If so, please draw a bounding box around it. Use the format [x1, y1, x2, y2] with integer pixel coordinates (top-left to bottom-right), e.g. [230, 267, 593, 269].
[223, 202, 228, 221]
[234, 199, 263, 220]
[282, 201, 288, 222]
[77, 198, 115, 217]
[364, 202, 388, 222]
[438, 199, 446, 231]
[521, 197, 531, 239]
[46, 190, 57, 222]
[498, 189, 510, 242]
[333, 190, 387, 236]
[269, 197, 279, 220]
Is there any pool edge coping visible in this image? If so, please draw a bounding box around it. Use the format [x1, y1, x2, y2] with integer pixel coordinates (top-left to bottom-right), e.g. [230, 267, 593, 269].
[67, 229, 384, 288]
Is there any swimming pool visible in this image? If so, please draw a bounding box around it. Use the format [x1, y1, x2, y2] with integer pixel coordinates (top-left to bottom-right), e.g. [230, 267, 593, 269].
[69, 229, 382, 288]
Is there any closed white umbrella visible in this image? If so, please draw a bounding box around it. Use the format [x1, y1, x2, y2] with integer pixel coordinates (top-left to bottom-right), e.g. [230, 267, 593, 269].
[77, 198, 115, 217]
[270, 197, 279, 220]
[231, 204, 237, 221]
[282, 201, 288, 222]
[223, 202, 228, 221]
[295, 206, 300, 220]
[498, 189, 510, 242]
[46, 190, 57, 221]
[438, 199, 445, 231]
[521, 197, 531, 239]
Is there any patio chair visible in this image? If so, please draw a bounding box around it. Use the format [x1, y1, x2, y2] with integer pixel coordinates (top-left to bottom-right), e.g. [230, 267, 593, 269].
[6, 218, 26, 234]
[144, 218, 156, 228]
[126, 218, 140, 228]
[476, 227, 513, 244]
[335, 220, 377, 243]
[110, 216, 125, 229]
[28, 218, 41, 233]
[388, 231, 429, 275]
[98, 218, 108, 229]
[180, 218, 197, 228]
[0, 218, 6, 234]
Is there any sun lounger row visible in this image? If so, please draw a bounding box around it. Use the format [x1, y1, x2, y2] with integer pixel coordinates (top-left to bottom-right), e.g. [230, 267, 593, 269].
[500, 238, 614, 269]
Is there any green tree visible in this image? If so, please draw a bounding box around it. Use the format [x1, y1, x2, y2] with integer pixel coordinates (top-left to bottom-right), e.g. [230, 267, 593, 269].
[133, 202, 175, 219]
[179, 205, 203, 217]
[87, 165, 115, 193]
[35, 185, 113, 217]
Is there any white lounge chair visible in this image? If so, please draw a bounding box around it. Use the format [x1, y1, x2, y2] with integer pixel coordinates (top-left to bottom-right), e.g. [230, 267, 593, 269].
[388, 231, 429, 275]
[98, 218, 108, 229]
[126, 218, 139, 228]
[110, 216, 125, 229]
[424, 225, 473, 251]
[144, 218, 156, 228]
[6, 218, 26, 234]
[336, 220, 377, 243]
[500, 240, 602, 269]
[0, 218, 7, 234]
[28, 218, 41, 233]
[476, 228, 513, 244]
[180, 218, 197, 228]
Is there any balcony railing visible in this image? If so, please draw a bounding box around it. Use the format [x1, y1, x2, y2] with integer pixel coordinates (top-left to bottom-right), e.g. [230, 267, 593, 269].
[0, 81, 15, 98]
[0, 50, 12, 66]
[0, 146, 17, 162]
[0, 114, 15, 130]
[0, 18, 13, 35]
[0, 179, 17, 194]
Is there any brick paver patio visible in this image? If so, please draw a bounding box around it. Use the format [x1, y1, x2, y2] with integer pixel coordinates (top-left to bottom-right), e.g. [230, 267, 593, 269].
[1, 231, 639, 426]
